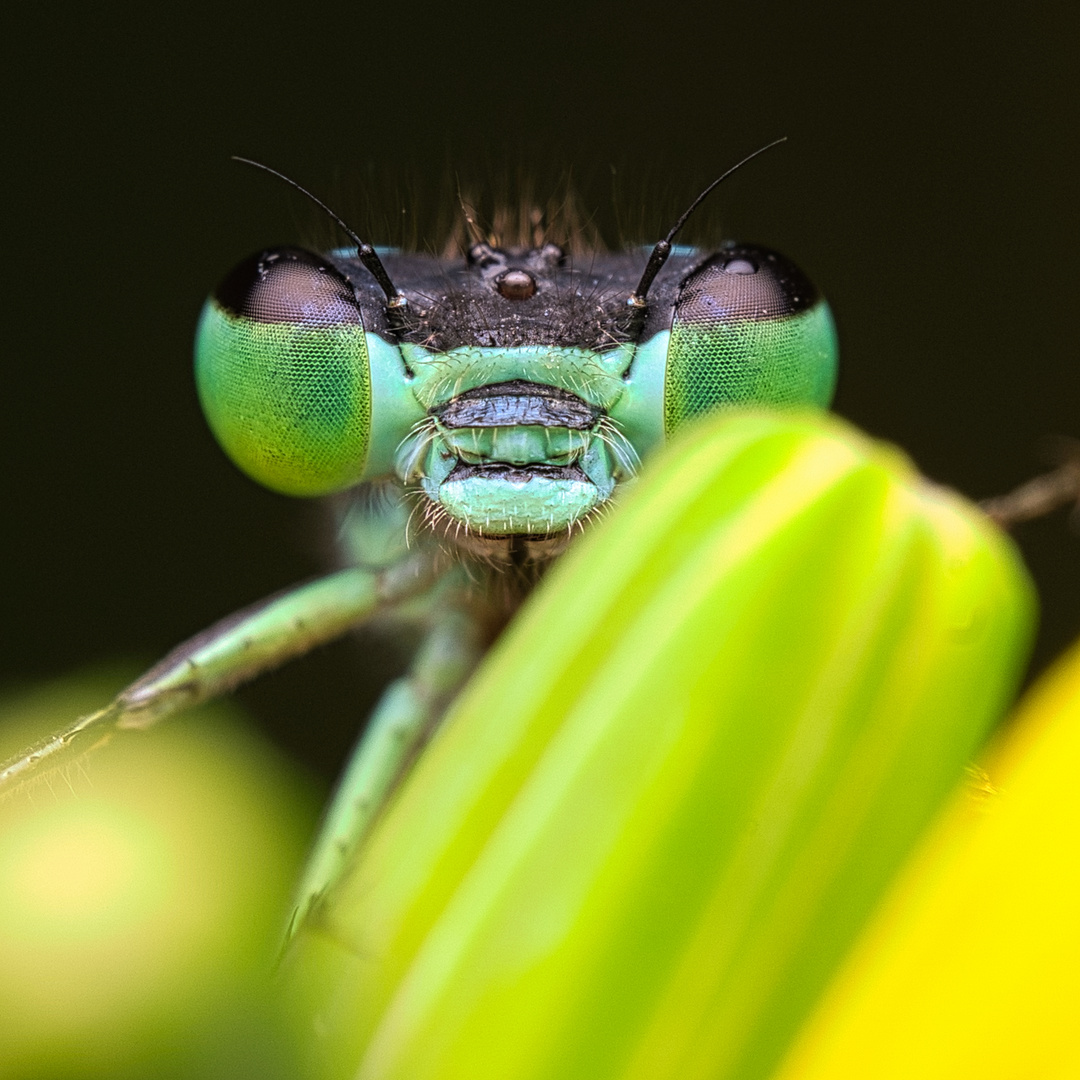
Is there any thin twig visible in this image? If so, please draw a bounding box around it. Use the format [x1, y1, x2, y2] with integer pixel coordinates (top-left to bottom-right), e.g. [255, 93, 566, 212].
[981, 438, 1080, 528]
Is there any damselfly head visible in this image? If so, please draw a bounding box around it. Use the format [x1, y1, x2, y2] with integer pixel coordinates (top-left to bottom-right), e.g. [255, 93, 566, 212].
[203, 142, 835, 566]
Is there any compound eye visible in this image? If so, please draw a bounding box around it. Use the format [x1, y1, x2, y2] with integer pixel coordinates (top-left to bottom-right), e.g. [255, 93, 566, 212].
[664, 244, 838, 436]
[194, 247, 372, 495]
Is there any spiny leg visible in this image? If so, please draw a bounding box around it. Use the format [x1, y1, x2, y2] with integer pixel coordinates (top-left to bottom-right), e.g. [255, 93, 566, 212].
[287, 579, 489, 941]
[0, 555, 440, 795]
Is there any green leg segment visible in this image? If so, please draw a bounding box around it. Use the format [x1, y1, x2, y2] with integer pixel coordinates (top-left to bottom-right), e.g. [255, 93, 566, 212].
[287, 584, 488, 943]
[0, 556, 438, 794]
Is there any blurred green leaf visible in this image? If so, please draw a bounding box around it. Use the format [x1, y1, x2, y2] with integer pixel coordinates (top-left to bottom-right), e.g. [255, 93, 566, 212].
[0, 667, 321, 1080]
[286, 411, 1035, 1080]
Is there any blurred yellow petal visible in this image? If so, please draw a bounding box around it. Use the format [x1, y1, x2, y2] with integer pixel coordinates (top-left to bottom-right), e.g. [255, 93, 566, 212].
[774, 637, 1080, 1080]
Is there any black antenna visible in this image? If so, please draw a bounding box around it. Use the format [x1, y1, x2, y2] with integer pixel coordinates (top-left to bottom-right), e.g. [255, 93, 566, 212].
[628, 137, 788, 309]
[231, 157, 407, 311]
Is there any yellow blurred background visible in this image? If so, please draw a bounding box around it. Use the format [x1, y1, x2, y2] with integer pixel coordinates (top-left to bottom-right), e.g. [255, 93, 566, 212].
[0, 667, 322, 1079]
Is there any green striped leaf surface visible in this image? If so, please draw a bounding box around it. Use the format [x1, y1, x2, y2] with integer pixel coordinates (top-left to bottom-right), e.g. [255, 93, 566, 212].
[287, 411, 1034, 1080]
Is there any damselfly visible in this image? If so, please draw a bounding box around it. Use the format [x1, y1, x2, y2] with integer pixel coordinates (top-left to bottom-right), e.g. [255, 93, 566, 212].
[0, 145, 838, 934]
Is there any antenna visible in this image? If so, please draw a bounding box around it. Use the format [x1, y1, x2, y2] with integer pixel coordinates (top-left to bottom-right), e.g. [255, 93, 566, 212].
[628, 137, 788, 309]
[231, 157, 407, 311]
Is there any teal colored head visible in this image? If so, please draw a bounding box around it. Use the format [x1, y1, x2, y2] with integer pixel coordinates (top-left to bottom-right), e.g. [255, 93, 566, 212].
[195, 233, 837, 558]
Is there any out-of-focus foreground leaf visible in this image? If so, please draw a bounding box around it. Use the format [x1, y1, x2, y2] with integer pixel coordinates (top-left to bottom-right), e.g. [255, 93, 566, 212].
[0, 668, 320, 1080]
[285, 411, 1035, 1080]
[773, 635, 1080, 1079]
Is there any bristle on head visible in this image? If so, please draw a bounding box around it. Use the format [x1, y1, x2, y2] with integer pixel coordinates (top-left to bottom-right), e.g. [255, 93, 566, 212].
[443, 180, 604, 259]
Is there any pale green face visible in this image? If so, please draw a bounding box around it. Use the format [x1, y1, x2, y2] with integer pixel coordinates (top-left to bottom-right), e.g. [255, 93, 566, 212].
[194, 241, 837, 547]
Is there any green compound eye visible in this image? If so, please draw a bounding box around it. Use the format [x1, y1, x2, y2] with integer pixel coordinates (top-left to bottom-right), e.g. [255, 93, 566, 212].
[194, 247, 371, 496]
[664, 244, 838, 436]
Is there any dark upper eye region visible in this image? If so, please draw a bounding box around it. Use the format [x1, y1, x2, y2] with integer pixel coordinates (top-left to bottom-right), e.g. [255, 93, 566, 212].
[675, 244, 819, 324]
[213, 246, 363, 327]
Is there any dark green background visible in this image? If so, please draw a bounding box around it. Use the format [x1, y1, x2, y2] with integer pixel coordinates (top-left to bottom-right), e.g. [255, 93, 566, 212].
[2, 2, 1077, 777]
